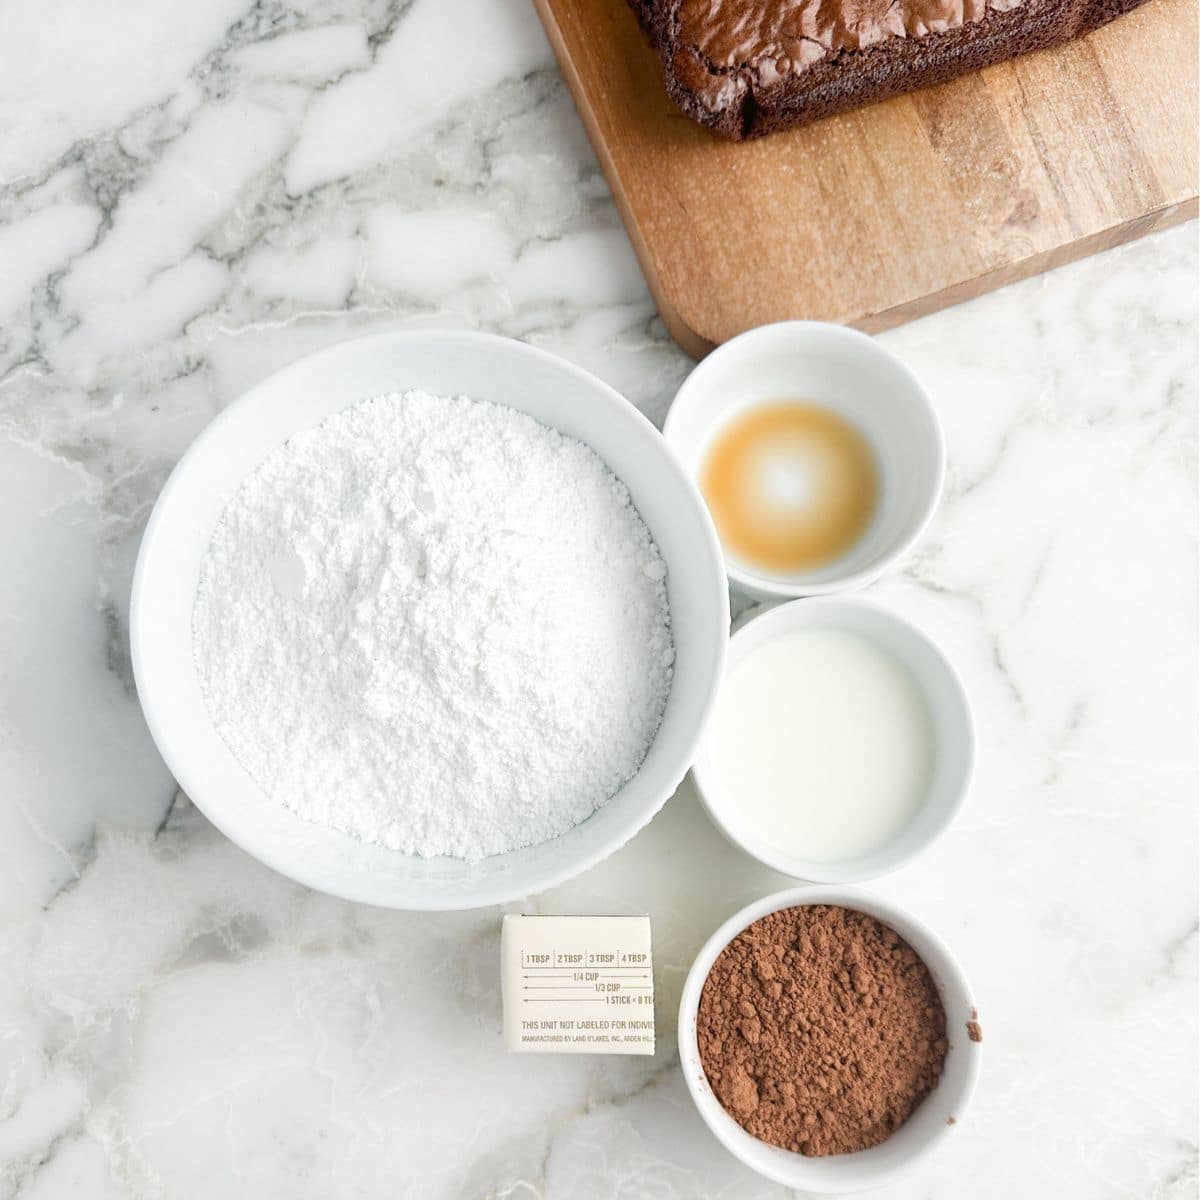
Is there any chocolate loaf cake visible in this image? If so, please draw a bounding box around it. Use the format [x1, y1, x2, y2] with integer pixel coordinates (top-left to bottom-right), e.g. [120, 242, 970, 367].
[630, 0, 1149, 138]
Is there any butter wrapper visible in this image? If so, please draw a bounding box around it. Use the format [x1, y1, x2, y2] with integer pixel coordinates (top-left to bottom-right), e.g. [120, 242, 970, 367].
[501, 914, 655, 1054]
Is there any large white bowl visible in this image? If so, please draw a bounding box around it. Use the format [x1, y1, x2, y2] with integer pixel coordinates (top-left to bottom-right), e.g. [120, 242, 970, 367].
[131, 331, 729, 909]
[679, 886, 982, 1193]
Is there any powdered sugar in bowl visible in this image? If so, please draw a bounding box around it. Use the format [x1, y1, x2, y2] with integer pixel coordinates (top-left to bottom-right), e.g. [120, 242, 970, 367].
[131, 331, 729, 909]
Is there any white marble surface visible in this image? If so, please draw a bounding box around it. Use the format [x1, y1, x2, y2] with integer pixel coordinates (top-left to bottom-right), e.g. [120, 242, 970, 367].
[1, 2, 1197, 1196]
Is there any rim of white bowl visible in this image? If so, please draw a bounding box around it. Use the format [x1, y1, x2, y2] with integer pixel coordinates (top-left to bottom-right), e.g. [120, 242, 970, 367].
[130, 329, 730, 909]
[691, 596, 975, 884]
[678, 885, 982, 1193]
[664, 320, 945, 600]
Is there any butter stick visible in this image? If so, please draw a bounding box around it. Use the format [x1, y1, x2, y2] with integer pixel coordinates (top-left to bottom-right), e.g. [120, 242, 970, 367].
[500, 915, 655, 1054]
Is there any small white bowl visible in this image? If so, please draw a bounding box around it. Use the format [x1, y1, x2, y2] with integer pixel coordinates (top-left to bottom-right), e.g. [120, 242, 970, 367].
[664, 321, 944, 600]
[131, 330, 729, 910]
[691, 597, 974, 883]
[679, 886, 982, 1193]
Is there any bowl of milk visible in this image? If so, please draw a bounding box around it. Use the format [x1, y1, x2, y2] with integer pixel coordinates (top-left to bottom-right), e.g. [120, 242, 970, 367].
[691, 597, 974, 882]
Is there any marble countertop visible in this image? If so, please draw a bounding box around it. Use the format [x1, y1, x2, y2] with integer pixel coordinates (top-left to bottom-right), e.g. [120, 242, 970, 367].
[1, 2, 1197, 1197]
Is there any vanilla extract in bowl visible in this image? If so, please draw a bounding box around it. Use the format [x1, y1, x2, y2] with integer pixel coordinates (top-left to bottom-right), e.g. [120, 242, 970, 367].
[700, 400, 879, 575]
[663, 321, 946, 602]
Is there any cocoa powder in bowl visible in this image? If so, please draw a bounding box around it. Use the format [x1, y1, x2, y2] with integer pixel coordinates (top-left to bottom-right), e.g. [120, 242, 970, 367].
[696, 904, 947, 1156]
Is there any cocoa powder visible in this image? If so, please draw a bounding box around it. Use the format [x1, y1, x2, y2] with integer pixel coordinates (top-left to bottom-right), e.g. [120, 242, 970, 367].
[696, 904, 947, 1156]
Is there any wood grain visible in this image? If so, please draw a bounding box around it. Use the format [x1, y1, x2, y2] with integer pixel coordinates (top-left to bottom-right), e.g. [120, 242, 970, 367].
[534, 0, 1199, 357]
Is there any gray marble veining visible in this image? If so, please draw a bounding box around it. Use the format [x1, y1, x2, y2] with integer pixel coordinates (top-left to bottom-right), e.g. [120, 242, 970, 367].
[0, 1, 1197, 1197]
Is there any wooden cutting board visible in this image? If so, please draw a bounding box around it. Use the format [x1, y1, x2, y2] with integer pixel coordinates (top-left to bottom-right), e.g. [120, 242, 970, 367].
[533, 0, 1199, 357]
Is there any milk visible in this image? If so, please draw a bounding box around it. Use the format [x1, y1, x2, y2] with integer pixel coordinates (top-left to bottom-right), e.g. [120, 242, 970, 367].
[708, 627, 934, 863]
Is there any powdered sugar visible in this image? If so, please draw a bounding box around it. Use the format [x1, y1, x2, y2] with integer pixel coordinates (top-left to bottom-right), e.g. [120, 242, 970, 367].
[192, 389, 673, 861]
